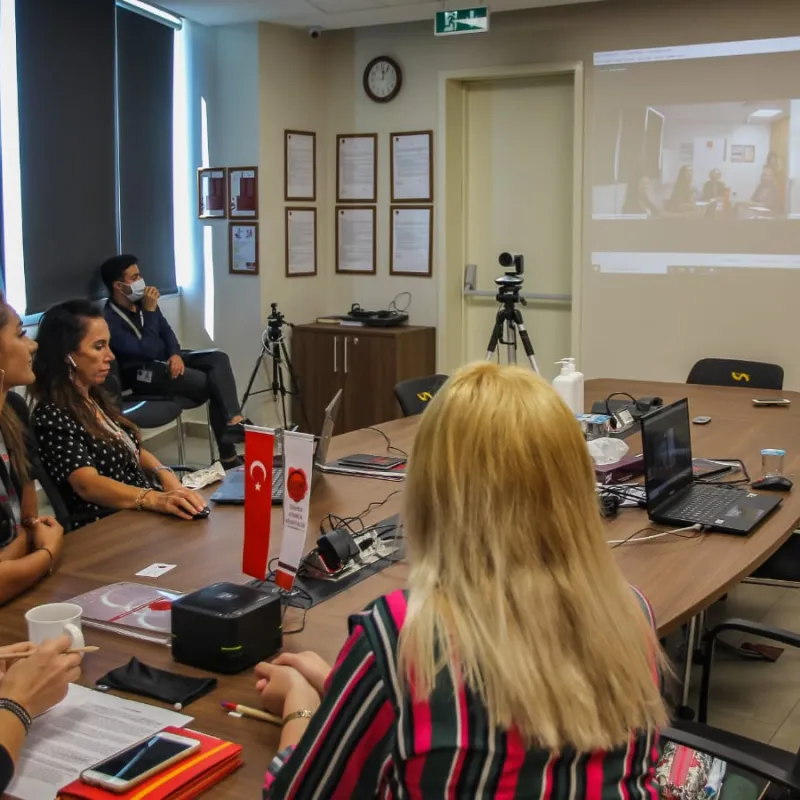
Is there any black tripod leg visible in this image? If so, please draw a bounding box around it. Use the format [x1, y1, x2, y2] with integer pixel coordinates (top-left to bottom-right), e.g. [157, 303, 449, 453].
[241, 343, 268, 411]
[270, 342, 289, 429]
[485, 310, 506, 362]
[511, 309, 540, 374]
[280, 342, 312, 433]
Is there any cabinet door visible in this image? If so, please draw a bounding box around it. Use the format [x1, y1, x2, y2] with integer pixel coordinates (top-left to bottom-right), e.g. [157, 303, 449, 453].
[341, 334, 397, 432]
[291, 330, 343, 435]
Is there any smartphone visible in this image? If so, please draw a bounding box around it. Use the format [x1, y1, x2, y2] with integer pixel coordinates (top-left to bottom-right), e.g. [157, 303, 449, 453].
[338, 454, 406, 470]
[80, 731, 200, 793]
[752, 398, 791, 406]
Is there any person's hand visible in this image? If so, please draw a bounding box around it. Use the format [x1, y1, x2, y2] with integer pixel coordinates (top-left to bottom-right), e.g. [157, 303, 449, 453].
[167, 354, 185, 379]
[253, 662, 320, 718]
[0, 643, 34, 682]
[141, 286, 160, 312]
[1, 635, 81, 718]
[272, 652, 332, 696]
[144, 489, 206, 521]
[31, 517, 64, 564]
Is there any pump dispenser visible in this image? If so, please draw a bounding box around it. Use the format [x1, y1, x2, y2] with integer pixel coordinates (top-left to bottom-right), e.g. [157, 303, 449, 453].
[552, 358, 585, 415]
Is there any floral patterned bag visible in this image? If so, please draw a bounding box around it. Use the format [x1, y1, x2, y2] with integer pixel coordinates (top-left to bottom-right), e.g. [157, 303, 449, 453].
[654, 742, 713, 799]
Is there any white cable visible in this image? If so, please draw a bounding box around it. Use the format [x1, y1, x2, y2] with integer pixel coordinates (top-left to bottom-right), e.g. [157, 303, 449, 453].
[609, 524, 702, 546]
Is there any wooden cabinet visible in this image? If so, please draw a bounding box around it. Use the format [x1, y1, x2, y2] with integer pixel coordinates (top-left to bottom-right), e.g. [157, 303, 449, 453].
[290, 324, 436, 435]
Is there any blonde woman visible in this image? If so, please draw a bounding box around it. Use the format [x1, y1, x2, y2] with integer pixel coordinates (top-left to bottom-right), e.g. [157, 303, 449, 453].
[255, 362, 667, 798]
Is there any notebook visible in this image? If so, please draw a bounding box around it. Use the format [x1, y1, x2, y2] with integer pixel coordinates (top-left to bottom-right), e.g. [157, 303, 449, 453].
[57, 727, 242, 800]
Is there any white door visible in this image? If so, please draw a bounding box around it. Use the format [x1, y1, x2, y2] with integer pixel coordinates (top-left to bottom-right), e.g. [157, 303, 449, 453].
[463, 75, 575, 381]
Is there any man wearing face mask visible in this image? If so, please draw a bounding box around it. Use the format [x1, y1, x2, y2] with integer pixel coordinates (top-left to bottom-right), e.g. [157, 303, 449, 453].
[100, 255, 248, 467]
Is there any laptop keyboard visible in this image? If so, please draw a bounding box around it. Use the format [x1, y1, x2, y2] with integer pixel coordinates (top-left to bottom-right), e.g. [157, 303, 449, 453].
[667, 485, 739, 522]
[272, 468, 284, 498]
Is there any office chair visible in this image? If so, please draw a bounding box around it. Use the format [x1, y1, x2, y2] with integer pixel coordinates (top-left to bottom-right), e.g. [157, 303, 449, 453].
[687, 358, 784, 390]
[394, 374, 449, 417]
[663, 618, 800, 797]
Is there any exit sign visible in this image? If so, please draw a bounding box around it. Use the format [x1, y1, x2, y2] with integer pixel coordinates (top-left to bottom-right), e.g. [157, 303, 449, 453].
[434, 6, 490, 36]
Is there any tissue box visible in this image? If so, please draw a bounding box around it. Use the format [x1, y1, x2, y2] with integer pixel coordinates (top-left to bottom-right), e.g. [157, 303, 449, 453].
[171, 582, 282, 674]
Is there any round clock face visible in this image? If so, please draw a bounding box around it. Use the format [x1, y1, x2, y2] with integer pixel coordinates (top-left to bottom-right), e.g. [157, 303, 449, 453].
[364, 57, 402, 103]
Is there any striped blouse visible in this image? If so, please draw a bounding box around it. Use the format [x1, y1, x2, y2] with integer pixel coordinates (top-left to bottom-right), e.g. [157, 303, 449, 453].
[264, 588, 660, 799]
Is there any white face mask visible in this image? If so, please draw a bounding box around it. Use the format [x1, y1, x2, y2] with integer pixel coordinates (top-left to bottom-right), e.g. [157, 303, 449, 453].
[124, 278, 146, 302]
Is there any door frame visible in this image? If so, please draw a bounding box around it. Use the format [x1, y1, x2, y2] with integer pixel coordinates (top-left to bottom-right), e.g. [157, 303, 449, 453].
[436, 61, 585, 374]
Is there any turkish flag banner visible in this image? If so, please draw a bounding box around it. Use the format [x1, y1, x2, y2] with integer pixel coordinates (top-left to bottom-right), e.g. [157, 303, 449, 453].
[275, 430, 316, 590]
[243, 426, 275, 580]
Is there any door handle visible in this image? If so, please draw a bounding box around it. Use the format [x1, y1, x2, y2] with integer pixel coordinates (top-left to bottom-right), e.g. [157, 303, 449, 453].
[344, 337, 349, 373]
[333, 336, 339, 373]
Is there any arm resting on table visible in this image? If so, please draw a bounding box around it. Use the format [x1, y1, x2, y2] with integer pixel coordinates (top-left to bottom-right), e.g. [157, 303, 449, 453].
[68, 467, 146, 511]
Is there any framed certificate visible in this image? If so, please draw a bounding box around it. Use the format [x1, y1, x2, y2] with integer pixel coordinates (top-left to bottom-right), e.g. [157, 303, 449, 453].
[336, 134, 377, 203]
[229, 222, 259, 275]
[336, 206, 376, 274]
[285, 131, 316, 201]
[198, 168, 227, 219]
[227, 166, 259, 218]
[285, 208, 317, 277]
[390, 206, 433, 277]
[391, 131, 433, 203]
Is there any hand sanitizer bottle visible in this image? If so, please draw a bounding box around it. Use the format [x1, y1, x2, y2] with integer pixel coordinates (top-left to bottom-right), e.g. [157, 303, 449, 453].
[553, 358, 585, 415]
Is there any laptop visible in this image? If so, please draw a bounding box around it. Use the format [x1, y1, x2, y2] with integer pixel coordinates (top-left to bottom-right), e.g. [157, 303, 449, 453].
[211, 389, 343, 506]
[640, 398, 782, 535]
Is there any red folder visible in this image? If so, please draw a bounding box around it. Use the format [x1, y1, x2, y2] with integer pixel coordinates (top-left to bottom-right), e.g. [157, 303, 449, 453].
[57, 727, 242, 800]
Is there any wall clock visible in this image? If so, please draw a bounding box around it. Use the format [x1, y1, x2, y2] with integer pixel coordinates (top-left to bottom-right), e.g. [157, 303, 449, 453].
[363, 56, 402, 103]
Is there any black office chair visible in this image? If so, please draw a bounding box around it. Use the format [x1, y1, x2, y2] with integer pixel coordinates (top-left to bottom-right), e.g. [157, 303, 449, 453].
[394, 374, 449, 417]
[105, 362, 191, 464]
[663, 618, 800, 797]
[687, 358, 784, 390]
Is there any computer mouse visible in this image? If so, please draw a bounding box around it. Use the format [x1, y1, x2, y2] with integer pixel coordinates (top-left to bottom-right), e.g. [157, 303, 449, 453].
[193, 506, 211, 519]
[751, 476, 793, 492]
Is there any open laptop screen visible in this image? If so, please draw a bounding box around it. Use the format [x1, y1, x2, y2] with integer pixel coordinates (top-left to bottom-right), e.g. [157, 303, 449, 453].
[641, 398, 694, 511]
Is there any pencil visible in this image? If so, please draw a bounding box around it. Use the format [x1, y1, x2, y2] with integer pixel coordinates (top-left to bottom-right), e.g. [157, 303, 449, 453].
[221, 701, 281, 725]
[0, 645, 99, 661]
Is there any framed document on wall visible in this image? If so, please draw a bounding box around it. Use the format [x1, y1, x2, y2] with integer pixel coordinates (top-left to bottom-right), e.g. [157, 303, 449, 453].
[198, 168, 227, 218]
[229, 222, 259, 275]
[336, 206, 376, 274]
[390, 206, 433, 277]
[336, 134, 377, 203]
[285, 208, 317, 277]
[390, 131, 433, 203]
[285, 131, 316, 201]
[227, 166, 259, 218]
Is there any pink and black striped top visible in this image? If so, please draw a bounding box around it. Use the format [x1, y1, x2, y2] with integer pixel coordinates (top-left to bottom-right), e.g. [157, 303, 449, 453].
[264, 588, 661, 798]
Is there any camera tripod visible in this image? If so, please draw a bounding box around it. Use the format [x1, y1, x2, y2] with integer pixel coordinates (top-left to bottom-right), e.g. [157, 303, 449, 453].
[241, 304, 310, 430]
[485, 276, 540, 374]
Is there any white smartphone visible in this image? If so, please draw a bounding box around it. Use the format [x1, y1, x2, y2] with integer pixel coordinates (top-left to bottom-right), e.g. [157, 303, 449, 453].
[752, 398, 791, 407]
[80, 731, 200, 793]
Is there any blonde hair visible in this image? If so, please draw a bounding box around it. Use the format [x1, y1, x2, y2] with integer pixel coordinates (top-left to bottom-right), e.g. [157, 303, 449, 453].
[398, 362, 667, 751]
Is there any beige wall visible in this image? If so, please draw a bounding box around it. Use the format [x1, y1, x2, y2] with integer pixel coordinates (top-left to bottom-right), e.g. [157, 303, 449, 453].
[249, 0, 800, 388]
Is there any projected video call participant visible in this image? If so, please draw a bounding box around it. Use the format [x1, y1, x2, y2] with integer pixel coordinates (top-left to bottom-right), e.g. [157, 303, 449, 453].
[749, 167, 783, 214]
[666, 166, 698, 214]
[702, 169, 729, 204]
[623, 173, 662, 217]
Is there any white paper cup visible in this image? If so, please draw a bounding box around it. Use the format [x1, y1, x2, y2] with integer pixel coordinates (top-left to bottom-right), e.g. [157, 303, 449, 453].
[25, 603, 84, 648]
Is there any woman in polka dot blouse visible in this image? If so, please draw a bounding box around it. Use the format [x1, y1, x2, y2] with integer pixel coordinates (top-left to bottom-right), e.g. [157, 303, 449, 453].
[30, 300, 208, 528]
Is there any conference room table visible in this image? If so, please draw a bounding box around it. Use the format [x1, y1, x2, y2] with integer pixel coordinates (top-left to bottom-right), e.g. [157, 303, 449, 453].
[3, 378, 800, 798]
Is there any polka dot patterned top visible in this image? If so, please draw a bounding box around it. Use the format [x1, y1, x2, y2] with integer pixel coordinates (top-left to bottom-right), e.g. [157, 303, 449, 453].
[31, 402, 154, 528]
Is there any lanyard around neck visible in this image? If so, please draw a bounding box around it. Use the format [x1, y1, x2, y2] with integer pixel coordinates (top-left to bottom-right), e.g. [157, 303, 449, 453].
[110, 302, 144, 340]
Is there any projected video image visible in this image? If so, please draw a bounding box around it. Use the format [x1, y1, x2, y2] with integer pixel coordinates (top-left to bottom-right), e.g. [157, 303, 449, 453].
[593, 100, 797, 220]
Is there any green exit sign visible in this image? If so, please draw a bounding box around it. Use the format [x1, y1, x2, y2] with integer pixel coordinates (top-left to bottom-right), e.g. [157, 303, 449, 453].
[434, 6, 490, 36]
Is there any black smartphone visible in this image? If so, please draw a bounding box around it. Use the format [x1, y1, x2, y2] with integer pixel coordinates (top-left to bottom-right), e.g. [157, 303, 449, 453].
[338, 454, 406, 470]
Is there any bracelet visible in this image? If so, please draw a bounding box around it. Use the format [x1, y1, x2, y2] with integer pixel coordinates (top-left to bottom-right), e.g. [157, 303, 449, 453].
[134, 488, 153, 511]
[36, 546, 54, 576]
[0, 698, 32, 733]
[21, 517, 39, 530]
[152, 465, 175, 476]
[282, 709, 315, 726]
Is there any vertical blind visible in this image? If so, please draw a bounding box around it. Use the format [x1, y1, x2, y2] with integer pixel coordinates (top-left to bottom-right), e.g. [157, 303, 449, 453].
[116, 8, 176, 294]
[10, 0, 177, 314]
[15, 0, 117, 314]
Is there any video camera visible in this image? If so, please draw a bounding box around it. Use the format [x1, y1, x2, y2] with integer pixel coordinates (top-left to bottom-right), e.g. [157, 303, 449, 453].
[495, 252, 525, 302]
[266, 302, 289, 341]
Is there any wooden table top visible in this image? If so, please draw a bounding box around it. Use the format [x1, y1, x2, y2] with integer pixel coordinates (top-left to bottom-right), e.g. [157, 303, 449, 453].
[3, 378, 799, 797]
